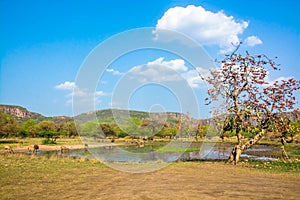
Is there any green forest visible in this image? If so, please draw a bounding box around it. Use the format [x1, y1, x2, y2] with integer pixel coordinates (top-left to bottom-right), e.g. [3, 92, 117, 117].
[0, 106, 213, 144]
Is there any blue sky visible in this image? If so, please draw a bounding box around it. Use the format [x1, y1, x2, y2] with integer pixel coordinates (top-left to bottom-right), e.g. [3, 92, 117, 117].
[1, 0, 299, 118]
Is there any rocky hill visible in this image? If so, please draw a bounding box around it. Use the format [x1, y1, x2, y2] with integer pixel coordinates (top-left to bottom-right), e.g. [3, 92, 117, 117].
[0, 104, 203, 125]
[74, 108, 197, 124]
[0, 105, 46, 122]
[0, 104, 74, 123]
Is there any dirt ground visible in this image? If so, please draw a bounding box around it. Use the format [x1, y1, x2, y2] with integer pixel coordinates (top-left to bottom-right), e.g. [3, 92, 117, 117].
[68, 163, 300, 200]
[0, 155, 299, 200]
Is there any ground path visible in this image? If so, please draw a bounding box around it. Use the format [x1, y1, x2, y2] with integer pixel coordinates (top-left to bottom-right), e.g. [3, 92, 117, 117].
[0, 155, 299, 199]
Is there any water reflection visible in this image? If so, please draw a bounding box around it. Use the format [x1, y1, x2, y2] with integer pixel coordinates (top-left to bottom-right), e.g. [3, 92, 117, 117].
[35, 143, 278, 162]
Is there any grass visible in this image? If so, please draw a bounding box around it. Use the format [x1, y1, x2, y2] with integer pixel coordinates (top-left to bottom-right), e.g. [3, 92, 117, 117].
[0, 137, 84, 148]
[1, 154, 299, 175]
[1, 154, 299, 199]
[0, 154, 105, 199]
[285, 143, 300, 158]
[240, 159, 300, 173]
[0, 154, 105, 178]
[156, 146, 202, 153]
[1, 154, 299, 179]
[118, 144, 202, 153]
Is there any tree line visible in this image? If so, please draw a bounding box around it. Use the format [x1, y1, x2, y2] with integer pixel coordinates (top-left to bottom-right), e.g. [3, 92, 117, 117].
[0, 111, 78, 143]
[0, 110, 212, 141]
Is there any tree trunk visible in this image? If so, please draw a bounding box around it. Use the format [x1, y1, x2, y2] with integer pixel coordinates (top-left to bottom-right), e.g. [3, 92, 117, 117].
[228, 130, 265, 164]
[281, 146, 289, 160]
[280, 136, 291, 160]
[229, 145, 242, 164]
[229, 129, 243, 164]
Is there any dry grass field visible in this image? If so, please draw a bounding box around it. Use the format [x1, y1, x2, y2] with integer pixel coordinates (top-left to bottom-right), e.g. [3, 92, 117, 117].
[0, 154, 299, 200]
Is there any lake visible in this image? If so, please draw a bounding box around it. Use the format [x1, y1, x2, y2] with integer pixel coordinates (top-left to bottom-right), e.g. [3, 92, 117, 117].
[33, 142, 280, 162]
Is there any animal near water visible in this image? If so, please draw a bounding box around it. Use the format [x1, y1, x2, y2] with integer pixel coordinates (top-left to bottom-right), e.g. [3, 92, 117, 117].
[4, 145, 14, 154]
[28, 144, 39, 154]
[60, 145, 70, 153]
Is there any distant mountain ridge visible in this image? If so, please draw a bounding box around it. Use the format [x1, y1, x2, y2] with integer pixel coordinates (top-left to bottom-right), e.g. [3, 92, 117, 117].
[0, 104, 45, 122]
[0, 104, 199, 124]
[75, 109, 185, 123]
[3, 104, 297, 126]
[0, 105, 73, 123]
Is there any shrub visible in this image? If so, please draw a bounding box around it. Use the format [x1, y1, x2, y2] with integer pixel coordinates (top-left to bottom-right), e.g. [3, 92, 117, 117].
[42, 138, 57, 145]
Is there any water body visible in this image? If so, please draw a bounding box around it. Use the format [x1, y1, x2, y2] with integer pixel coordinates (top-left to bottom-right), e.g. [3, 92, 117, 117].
[33, 143, 279, 162]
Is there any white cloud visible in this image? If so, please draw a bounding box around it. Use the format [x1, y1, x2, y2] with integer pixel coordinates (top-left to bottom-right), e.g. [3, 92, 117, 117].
[155, 5, 250, 53]
[55, 81, 75, 90]
[147, 57, 188, 72]
[95, 91, 108, 97]
[182, 67, 210, 88]
[71, 89, 108, 98]
[106, 68, 124, 75]
[244, 36, 263, 47]
[55, 81, 108, 106]
[129, 57, 188, 83]
[66, 89, 108, 106]
[71, 88, 87, 97]
[128, 57, 208, 88]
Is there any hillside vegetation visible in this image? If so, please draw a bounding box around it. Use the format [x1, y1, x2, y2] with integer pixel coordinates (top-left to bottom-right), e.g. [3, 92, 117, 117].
[0, 105, 206, 141]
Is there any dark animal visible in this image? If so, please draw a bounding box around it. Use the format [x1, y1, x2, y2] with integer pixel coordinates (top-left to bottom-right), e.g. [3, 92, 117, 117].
[28, 144, 39, 154]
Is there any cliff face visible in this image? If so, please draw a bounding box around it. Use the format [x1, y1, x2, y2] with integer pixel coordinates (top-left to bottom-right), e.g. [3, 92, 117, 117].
[0, 105, 45, 122]
[0, 104, 74, 123]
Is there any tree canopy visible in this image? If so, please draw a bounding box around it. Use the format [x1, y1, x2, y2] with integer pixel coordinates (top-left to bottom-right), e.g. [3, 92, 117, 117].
[206, 48, 300, 164]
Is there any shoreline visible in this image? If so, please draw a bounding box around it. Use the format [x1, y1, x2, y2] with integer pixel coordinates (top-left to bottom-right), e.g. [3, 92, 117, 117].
[1, 143, 119, 154]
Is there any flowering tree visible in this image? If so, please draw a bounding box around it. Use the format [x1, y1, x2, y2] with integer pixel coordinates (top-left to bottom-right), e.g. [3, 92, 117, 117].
[206, 48, 300, 164]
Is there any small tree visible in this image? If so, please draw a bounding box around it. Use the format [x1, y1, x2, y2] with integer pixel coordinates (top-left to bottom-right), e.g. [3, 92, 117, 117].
[61, 121, 78, 137]
[100, 123, 117, 138]
[111, 122, 128, 138]
[39, 131, 60, 144]
[196, 122, 208, 141]
[80, 121, 103, 139]
[141, 117, 166, 139]
[21, 119, 38, 137]
[0, 111, 20, 137]
[206, 47, 300, 164]
[37, 120, 56, 133]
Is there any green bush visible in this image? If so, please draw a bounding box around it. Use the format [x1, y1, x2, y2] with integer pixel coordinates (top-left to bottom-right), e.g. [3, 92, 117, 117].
[42, 138, 57, 145]
[117, 131, 128, 138]
[19, 130, 28, 138]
